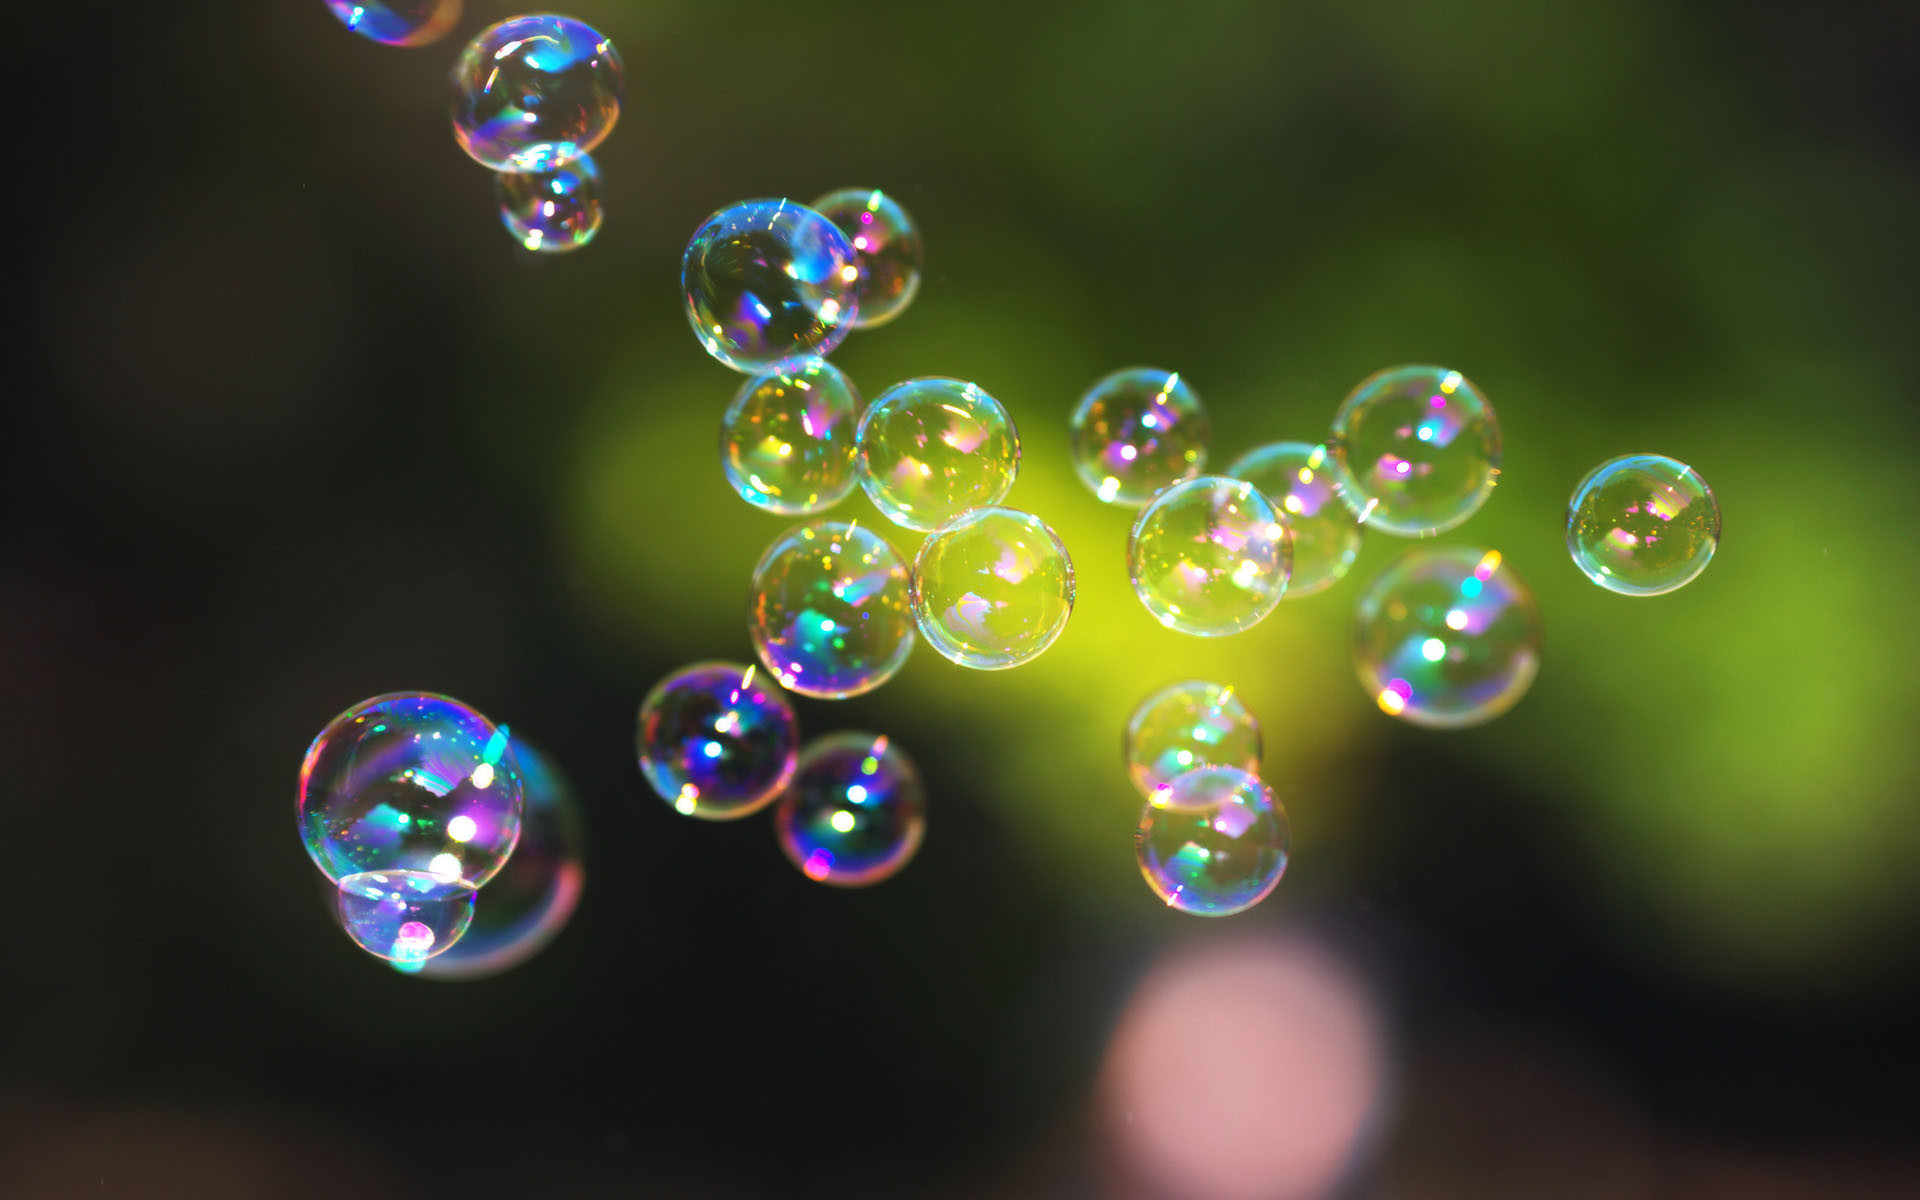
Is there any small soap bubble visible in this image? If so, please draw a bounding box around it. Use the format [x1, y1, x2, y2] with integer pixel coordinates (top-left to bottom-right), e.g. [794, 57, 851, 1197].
[1125, 681, 1261, 800]
[1566, 454, 1720, 596]
[721, 358, 862, 515]
[1353, 546, 1541, 728]
[336, 870, 476, 963]
[749, 520, 915, 698]
[774, 732, 926, 887]
[495, 152, 603, 253]
[910, 507, 1074, 670]
[1127, 475, 1291, 636]
[1135, 766, 1289, 917]
[637, 661, 799, 819]
[450, 16, 622, 173]
[298, 693, 524, 888]
[856, 377, 1020, 531]
[1327, 365, 1501, 537]
[682, 199, 859, 374]
[811, 188, 924, 329]
[1069, 368, 1208, 506]
[1223, 441, 1362, 597]
[324, 0, 461, 46]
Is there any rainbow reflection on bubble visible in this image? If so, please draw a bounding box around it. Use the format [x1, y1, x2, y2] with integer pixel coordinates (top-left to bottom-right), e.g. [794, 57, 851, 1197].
[1566, 453, 1720, 596]
[774, 732, 926, 887]
[1125, 680, 1262, 800]
[1224, 442, 1362, 597]
[856, 377, 1020, 531]
[811, 188, 924, 329]
[1070, 367, 1209, 506]
[495, 153, 603, 253]
[1128, 475, 1291, 636]
[637, 662, 799, 819]
[720, 358, 862, 515]
[337, 869, 476, 963]
[909, 506, 1075, 670]
[324, 0, 462, 47]
[682, 199, 859, 374]
[1327, 365, 1501, 538]
[749, 520, 915, 698]
[1135, 766, 1290, 917]
[449, 15, 623, 173]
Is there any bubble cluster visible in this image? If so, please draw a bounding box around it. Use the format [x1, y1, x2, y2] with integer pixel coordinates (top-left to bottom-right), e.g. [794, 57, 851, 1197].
[1223, 442, 1361, 597]
[1327, 365, 1501, 537]
[336, 870, 476, 963]
[1566, 454, 1720, 596]
[1127, 475, 1291, 636]
[1125, 681, 1261, 799]
[909, 507, 1074, 669]
[494, 152, 603, 253]
[857, 378, 1020, 531]
[450, 15, 623, 173]
[325, 0, 461, 47]
[682, 199, 859, 374]
[811, 188, 924, 329]
[1069, 368, 1208, 506]
[749, 521, 915, 698]
[1135, 767, 1290, 917]
[720, 358, 862, 515]
[637, 662, 799, 819]
[774, 732, 927, 887]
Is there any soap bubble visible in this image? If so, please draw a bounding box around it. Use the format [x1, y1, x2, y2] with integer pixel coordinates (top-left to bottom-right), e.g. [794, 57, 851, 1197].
[1135, 767, 1290, 917]
[494, 152, 603, 253]
[1327, 365, 1500, 537]
[336, 870, 476, 963]
[324, 0, 461, 46]
[298, 692, 524, 887]
[1566, 454, 1720, 596]
[637, 661, 799, 819]
[1069, 368, 1208, 506]
[774, 732, 926, 887]
[1223, 442, 1362, 598]
[720, 358, 862, 515]
[856, 378, 1020, 531]
[682, 199, 859, 374]
[749, 520, 915, 698]
[450, 15, 623, 173]
[811, 188, 923, 329]
[1128, 475, 1291, 636]
[1125, 681, 1262, 800]
[909, 506, 1074, 669]
[1353, 546, 1541, 728]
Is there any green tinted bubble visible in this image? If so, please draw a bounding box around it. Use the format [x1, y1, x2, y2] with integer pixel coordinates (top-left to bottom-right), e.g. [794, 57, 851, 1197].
[1327, 365, 1500, 537]
[910, 507, 1074, 669]
[1223, 441, 1361, 597]
[1127, 475, 1291, 636]
[811, 188, 924, 330]
[749, 521, 915, 698]
[720, 358, 861, 515]
[1069, 367, 1208, 506]
[1135, 767, 1290, 917]
[1125, 680, 1262, 799]
[857, 378, 1020, 531]
[1566, 454, 1720, 596]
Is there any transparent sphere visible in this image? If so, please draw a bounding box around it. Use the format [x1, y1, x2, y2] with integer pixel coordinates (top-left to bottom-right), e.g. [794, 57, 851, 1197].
[774, 732, 927, 887]
[298, 692, 524, 888]
[811, 188, 924, 329]
[1223, 441, 1362, 597]
[720, 358, 862, 515]
[857, 378, 1020, 531]
[1135, 767, 1290, 917]
[1127, 475, 1292, 636]
[1069, 368, 1208, 506]
[1327, 365, 1501, 537]
[1353, 546, 1542, 728]
[637, 661, 799, 819]
[494, 152, 603, 253]
[748, 520, 915, 698]
[450, 15, 623, 173]
[1566, 454, 1720, 596]
[682, 199, 859, 374]
[908, 507, 1074, 670]
[1125, 680, 1262, 800]
[324, 0, 461, 46]
[336, 870, 476, 963]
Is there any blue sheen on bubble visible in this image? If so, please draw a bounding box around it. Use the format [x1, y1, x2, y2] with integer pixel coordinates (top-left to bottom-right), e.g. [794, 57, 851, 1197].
[748, 520, 916, 698]
[495, 153, 603, 253]
[683, 200, 860, 374]
[450, 15, 623, 172]
[637, 661, 799, 819]
[337, 870, 476, 963]
[1134, 766, 1290, 917]
[774, 732, 926, 887]
[325, 0, 461, 47]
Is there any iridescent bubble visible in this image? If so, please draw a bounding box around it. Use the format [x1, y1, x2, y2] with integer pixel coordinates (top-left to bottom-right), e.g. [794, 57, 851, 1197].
[336, 870, 476, 963]
[1327, 365, 1501, 537]
[774, 732, 926, 887]
[1125, 681, 1262, 800]
[1566, 454, 1720, 596]
[637, 661, 799, 819]
[682, 199, 859, 374]
[1069, 368, 1208, 506]
[720, 358, 862, 515]
[1353, 546, 1542, 728]
[1223, 441, 1362, 597]
[324, 0, 461, 46]
[1127, 475, 1291, 636]
[1135, 767, 1290, 917]
[748, 520, 915, 698]
[298, 693, 524, 887]
[909, 507, 1074, 669]
[811, 188, 924, 329]
[494, 152, 603, 253]
[449, 16, 622, 173]
[856, 378, 1020, 531]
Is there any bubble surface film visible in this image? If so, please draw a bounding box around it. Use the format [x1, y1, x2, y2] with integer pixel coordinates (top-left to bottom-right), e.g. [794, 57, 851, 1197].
[1224, 441, 1361, 597]
[910, 507, 1074, 669]
[1135, 767, 1290, 917]
[857, 377, 1020, 531]
[720, 358, 862, 515]
[1566, 454, 1720, 596]
[749, 521, 915, 698]
[682, 199, 859, 374]
[1069, 367, 1208, 506]
[1327, 365, 1501, 537]
[325, 0, 461, 46]
[774, 732, 926, 887]
[450, 15, 623, 172]
[1125, 680, 1262, 800]
[811, 188, 924, 329]
[1127, 475, 1291, 636]
[637, 661, 799, 819]
[495, 152, 603, 253]
[336, 870, 476, 963]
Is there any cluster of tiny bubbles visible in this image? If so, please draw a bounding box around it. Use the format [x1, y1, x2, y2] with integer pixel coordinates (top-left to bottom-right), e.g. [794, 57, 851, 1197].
[324, 0, 462, 46]
[636, 661, 800, 819]
[1127, 475, 1292, 636]
[720, 358, 862, 515]
[1134, 766, 1290, 917]
[1566, 454, 1721, 596]
[1223, 442, 1363, 598]
[1353, 546, 1542, 728]
[811, 188, 924, 330]
[856, 378, 1021, 531]
[774, 732, 927, 887]
[1069, 368, 1209, 506]
[682, 199, 860, 374]
[1124, 680, 1262, 800]
[749, 520, 916, 698]
[298, 692, 525, 888]
[1327, 364, 1502, 538]
[909, 507, 1075, 669]
[336, 869, 477, 963]
[494, 152, 603, 253]
[450, 15, 624, 173]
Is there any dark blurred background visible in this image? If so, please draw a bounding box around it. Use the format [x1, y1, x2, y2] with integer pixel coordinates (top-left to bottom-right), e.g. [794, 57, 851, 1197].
[6, 1, 1919, 1196]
